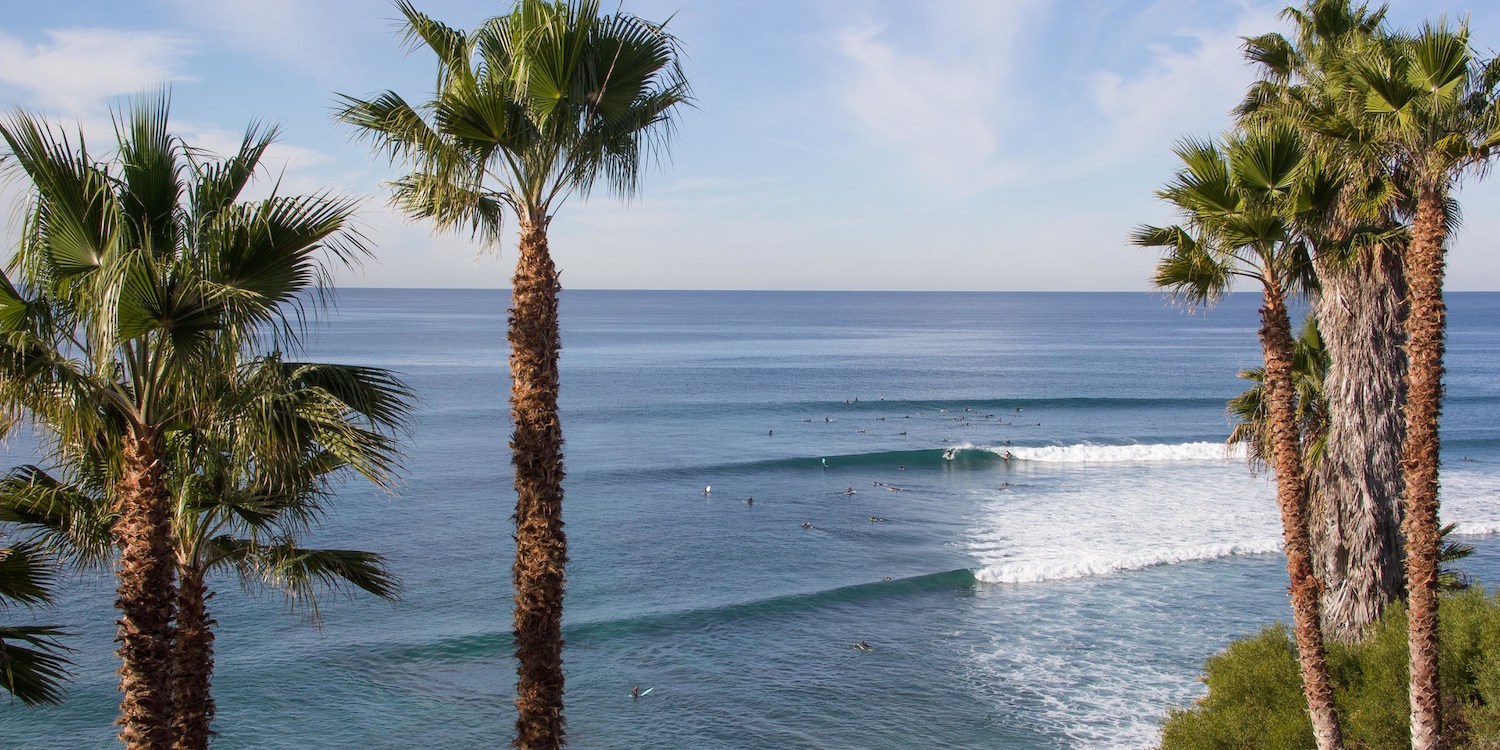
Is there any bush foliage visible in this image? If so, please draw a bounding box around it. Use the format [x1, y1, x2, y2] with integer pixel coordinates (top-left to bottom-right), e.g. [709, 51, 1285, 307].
[1161, 588, 1500, 749]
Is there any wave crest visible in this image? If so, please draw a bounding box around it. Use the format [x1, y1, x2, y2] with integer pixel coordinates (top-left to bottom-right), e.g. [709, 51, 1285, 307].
[974, 540, 1283, 584]
[987, 441, 1245, 464]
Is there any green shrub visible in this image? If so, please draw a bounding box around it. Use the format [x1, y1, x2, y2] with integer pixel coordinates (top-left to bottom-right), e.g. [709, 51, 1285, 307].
[1160, 588, 1500, 750]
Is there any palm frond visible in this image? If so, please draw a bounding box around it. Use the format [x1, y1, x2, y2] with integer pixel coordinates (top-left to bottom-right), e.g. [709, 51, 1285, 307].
[0, 624, 73, 706]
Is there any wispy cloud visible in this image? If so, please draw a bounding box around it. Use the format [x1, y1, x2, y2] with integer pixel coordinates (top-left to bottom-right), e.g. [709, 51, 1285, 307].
[1082, 3, 1280, 168]
[0, 28, 190, 115]
[825, 0, 1050, 196]
[162, 0, 366, 80]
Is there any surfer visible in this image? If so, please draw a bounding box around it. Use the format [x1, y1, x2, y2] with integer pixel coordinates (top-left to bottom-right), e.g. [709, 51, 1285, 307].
[821, 458, 828, 468]
[745, 497, 754, 505]
[869, 516, 885, 522]
[703, 485, 712, 495]
[1001, 451, 1012, 461]
[854, 640, 873, 652]
[801, 521, 813, 529]
[845, 486, 856, 495]
[768, 429, 773, 436]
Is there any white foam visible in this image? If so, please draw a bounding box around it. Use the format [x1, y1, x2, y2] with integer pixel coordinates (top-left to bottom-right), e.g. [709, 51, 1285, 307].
[976, 540, 1283, 584]
[1452, 522, 1500, 536]
[986, 441, 1246, 464]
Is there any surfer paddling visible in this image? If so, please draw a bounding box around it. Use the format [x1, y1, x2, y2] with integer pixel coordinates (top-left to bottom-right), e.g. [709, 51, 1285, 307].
[853, 640, 873, 652]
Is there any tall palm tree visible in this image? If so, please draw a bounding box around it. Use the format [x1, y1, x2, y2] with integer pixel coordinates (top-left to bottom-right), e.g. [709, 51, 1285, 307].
[0, 95, 369, 748]
[0, 538, 72, 706]
[1346, 24, 1500, 749]
[338, 2, 689, 746]
[1238, 0, 1409, 643]
[1135, 126, 1345, 750]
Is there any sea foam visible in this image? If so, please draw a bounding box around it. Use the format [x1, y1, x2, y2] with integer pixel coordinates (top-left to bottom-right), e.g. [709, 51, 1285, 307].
[975, 540, 1283, 584]
[986, 441, 1245, 464]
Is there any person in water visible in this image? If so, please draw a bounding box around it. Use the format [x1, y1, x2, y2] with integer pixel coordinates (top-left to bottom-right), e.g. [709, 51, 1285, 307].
[845, 486, 855, 495]
[631, 685, 641, 699]
[855, 640, 873, 651]
[801, 521, 812, 529]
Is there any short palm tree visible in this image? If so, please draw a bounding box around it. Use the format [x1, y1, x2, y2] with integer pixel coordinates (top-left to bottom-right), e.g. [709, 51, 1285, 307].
[0, 538, 71, 706]
[338, 2, 690, 746]
[1346, 23, 1500, 748]
[166, 356, 409, 749]
[1, 357, 411, 750]
[1227, 315, 1329, 471]
[1135, 125, 1345, 750]
[0, 94, 369, 748]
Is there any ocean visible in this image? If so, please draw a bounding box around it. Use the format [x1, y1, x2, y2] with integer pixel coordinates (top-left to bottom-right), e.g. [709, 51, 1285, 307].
[5, 290, 1500, 749]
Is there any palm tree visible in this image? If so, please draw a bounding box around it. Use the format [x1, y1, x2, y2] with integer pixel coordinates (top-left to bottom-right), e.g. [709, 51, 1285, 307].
[1135, 126, 1345, 750]
[0, 539, 72, 706]
[1226, 315, 1329, 471]
[1239, 0, 1409, 643]
[0, 94, 369, 748]
[338, 2, 689, 746]
[1345, 23, 1500, 749]
[1, 358, 410, 750]
[165, 357, 409, 750]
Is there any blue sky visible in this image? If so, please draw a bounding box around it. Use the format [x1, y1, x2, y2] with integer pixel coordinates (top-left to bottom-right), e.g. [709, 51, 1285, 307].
[1, 0, 1496, 290]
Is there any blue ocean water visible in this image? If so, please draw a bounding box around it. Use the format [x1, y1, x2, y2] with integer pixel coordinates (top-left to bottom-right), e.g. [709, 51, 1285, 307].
[5, 290, 1500, 749]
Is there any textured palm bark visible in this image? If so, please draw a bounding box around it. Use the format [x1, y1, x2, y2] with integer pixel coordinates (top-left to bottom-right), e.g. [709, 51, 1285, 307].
[1311, 248, 1407, 642]
[1403, 188, 1446, 750]
[115, 430, 178, 750]
[171, 566, 216, 750]
[1261, 293, 1345, 750]
[509, 220, 568, 750]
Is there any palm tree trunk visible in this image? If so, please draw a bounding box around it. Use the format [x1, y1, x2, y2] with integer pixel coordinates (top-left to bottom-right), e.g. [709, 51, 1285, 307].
[1311, 247, 1407, 642]
[1404, 187, 1447, 750]
[509, 219, 568, 750]
[1260, 292, 1345, 750]
[171, 565, 216, 750]
[115, 429, 177, 750]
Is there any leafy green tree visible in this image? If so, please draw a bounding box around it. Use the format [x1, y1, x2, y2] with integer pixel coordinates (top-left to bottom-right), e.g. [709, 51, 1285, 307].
[1136, 125, 1345, 750]
[1345, 23, 1500, 748]
[338, 2, 690, 746]
[0, 94, 368, 748]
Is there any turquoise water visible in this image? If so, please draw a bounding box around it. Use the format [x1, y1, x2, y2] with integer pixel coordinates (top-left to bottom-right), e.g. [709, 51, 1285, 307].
[5, 290, 1500, 749]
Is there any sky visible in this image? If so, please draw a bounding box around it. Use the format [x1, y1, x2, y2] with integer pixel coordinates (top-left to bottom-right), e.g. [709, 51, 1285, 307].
[0, 0, 1497, 291]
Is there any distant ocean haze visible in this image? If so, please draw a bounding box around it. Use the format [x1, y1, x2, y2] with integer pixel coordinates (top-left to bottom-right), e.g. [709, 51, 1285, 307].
[5, 290, 1500, 749]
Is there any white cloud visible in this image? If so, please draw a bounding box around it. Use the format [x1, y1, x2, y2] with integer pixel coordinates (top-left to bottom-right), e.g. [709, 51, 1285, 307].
[0, 28, 190, 115]
[162, 0, 366, 79]
[826, 0, 1049, 195]
[1081, 4, 1280, 168]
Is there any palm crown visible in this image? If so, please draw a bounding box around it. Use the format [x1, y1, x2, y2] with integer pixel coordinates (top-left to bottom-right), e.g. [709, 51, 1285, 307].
[339, 0, 690, 233]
